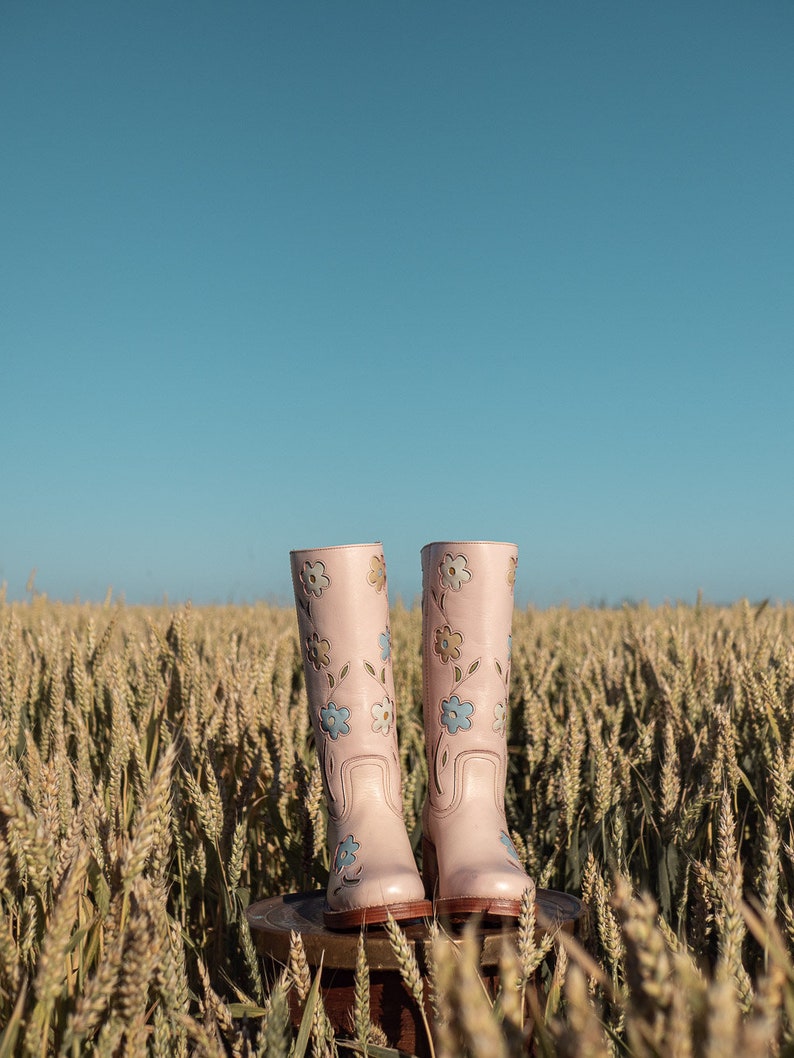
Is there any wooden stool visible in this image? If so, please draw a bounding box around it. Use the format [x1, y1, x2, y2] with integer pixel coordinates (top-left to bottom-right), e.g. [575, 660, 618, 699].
[247, 889, 584, 1055]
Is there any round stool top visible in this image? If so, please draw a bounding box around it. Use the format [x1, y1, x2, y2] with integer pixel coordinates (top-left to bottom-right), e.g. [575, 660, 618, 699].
[247, 888, 583, 971]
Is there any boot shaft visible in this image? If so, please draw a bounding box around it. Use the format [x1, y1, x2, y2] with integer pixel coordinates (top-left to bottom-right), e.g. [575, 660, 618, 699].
[421, 541, 517, 791]
[291, 542, 396, 746]
[290, 542, 404, 822]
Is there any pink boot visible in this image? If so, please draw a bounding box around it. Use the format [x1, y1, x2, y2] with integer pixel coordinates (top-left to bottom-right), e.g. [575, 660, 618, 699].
[291, 543, 431, 928]
[421, 541, 535, 918]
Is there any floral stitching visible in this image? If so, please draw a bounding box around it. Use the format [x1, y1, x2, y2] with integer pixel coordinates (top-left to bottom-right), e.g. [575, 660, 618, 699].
[507, 555, 517, 587]
[440, 695, 474, 734]
[334, 834, 360, 872]
[320, 702, 350, 740]
[439, 553, 471, 592]
[371, 695, 394, 734]
[367, 555, 386, 592]
[433, 625, 463, 664]
[306, 633, 331, 670]
[301, 560, 330, 597]
[378, 628, 391, 662]
[493, 701, 506, 735]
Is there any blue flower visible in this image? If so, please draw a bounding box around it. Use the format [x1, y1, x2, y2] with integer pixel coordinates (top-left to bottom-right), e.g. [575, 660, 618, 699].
[440, 695, 474, 734]
[378, 629, 391, 662]
[320, 702, 350, 740]
[500, 830, 520, 861]
[334, 834, 360, 872]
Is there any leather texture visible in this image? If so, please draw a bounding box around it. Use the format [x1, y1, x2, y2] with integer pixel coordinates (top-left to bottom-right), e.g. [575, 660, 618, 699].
[290, 543, 428, 925]
[420, 540, 536, 914]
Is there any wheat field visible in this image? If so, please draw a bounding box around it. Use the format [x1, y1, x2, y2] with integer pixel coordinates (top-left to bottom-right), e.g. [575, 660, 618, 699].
[1, 592, 793, 1056]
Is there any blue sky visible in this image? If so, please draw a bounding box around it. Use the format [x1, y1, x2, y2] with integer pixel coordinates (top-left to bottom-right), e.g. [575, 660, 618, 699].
[2, 2, 792, 608]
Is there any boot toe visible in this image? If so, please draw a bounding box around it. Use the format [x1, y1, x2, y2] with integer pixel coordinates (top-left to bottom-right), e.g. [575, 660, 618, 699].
[324, 861, 431, 927]
[372, 864, 427, 904]
[445, 862, 535, 904]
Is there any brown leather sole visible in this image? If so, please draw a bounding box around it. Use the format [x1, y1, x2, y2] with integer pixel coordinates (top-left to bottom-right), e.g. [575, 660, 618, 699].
[432, 895, 522, 921]
[323, 898, 433, 930]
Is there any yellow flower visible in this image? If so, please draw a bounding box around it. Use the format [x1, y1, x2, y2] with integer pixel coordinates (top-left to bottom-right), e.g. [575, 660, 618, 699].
[433, 625, 463, 664]
[306, 633, 331, 670]
[367, 555, 386, 592]
[507, 555, 517, 587]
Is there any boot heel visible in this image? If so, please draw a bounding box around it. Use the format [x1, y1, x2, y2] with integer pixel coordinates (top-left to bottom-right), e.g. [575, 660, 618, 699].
[422, 836, 439, 899]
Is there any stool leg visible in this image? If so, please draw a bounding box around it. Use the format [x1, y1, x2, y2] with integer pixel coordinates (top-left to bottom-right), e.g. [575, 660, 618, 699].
[291, 542, 431, 928]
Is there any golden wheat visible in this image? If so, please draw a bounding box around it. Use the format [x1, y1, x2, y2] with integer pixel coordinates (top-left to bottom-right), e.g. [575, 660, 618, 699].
[1, 597, 794, 1055]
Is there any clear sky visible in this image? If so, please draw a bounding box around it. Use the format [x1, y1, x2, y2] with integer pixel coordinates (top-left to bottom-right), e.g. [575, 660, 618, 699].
[2, 2, 792, 608]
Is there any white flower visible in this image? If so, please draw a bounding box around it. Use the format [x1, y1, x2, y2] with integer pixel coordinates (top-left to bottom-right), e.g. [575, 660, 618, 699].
[439, 553, 472, 591]
[492, 701, 506, 735]
[301, 560, 330, 597]
[371, 696, 394, 734]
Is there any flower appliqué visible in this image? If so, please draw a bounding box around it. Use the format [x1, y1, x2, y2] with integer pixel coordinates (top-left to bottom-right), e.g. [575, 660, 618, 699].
[306, 633, 331, 671]
[493, 701, 506, 735]
[320, 702, 350, 740]
[334, 835, 360, 872]
[507, 555, 518, 588]
[301, 560, 330, 597]
[378, 628, 391, 662]
[439, 553, 471, 592]
[367, 555, 386, 592]
[371, 695, 394, 734]
[500, 830, 520, 861]
[440, 695, 474, 734]
[433, 625, 463, 664]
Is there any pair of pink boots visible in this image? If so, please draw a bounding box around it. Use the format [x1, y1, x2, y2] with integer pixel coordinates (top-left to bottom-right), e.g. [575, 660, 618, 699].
[291, 540, 534, 929]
